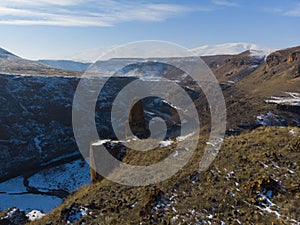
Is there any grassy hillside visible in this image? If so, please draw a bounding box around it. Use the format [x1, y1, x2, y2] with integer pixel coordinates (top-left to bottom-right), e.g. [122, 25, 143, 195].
[223, 46, 300, 131]
[29, 127, 300, 225]
[236, 46, 300, 96]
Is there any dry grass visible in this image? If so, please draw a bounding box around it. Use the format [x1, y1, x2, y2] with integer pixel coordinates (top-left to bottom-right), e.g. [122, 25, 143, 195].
[29, 127, 300, 225]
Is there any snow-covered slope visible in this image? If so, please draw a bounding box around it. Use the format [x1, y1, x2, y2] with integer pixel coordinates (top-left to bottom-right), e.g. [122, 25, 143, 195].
[191, 42, 275, 57]
[0, 47, 16, 57]
[63, 43, 275, 63]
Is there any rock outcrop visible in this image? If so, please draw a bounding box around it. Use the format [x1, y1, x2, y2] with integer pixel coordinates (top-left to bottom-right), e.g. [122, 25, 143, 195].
[0, 74, 79, 181]
[264, 46, 300, 78]
[202, 50, 265, 83]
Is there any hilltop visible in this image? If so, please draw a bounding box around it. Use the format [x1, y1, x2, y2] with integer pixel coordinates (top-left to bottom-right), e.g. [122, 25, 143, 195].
[0, 47, 79, 76]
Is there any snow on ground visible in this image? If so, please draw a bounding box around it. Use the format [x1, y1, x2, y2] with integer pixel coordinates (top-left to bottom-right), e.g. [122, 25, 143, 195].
[0, 177, 60, 213]
[176, 132, 195, 142]
[159, 140, 173, 147]
[28, 158, 90, 193]
[265, 92, 300, 106]
[289, 129, 296, 136]
[0, 194, 61, 213]
[250, 49, 273, 59]
[191, 42, 274, 57]
[0, 176, 27, 193]
[0, 158, 90, 213]
[256, 112, 286, 126]
[66, 206, 89, 223]
[92, 139, 111, 146]
[26, 210, 45, 221]
[157, 131, 196, 148]
[33, 137, 42, 154]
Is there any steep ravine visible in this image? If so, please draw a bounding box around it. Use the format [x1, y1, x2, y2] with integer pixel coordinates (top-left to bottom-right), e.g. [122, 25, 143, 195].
[0, 72, 188, 182]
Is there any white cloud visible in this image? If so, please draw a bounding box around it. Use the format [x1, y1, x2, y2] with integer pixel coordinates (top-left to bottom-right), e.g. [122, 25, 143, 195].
[211, 0, 238, 7]
[284, 3, 300, 17]
[0, 0, 87, 6]
[0, 5, 32, 16]
[0, 0, 201, 26]
[265, 3, 300, 17]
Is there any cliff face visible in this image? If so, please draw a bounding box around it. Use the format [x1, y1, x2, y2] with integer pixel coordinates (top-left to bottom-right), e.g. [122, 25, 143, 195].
[264, 46, 300, 78]
[0, 74, 183, 181]
[0, 74, 137, 181]
[0, 74, 79, 181]
[201, 51, 265, 83]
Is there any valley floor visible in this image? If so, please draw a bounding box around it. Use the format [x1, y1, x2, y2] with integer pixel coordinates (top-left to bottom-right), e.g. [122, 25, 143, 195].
[0, 158, 90, 214]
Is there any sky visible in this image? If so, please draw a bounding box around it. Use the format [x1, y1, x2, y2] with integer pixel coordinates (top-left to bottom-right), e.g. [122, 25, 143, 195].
[0, 0, 299, 60]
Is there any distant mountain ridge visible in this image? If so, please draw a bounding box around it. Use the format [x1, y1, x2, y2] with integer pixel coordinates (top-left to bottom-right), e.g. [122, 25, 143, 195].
[0, 44, 300, 223]
[64, 42, 275, 63]
[38, 60, 91, 72]
[0, 48, 77, 75]
[191, 42, 275, 57]
[0, 43, 275, 74]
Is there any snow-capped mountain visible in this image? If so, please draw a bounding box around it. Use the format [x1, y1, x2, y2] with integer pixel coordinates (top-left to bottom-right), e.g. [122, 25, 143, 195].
[62, 43, 275, 63]
[191, 42, 275, 57]
[0, 47, 16, 57]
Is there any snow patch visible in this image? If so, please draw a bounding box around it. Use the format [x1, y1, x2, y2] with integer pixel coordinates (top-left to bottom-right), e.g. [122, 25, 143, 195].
[256, 192, 281, 219]
[176, 132, 195, 142]
[265, 92, 300, 106]
[33, 137, 42, 153]
[92, 139, 111, 146]
[66, 206, 89, 223]
[26, 210, 45, 221]
[159, 140, 173, 147]
[256, 112, 286, 126]
[0, 194, 61, 213]
[250, 49, 273, 59]
[0, 158, 90, 213]
[173, 150, 179, 157]
[289, 129, 296, 136]
[29, 158, 90, 193]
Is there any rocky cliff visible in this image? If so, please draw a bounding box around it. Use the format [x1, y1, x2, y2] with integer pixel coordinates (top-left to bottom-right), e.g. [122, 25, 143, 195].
[0, 74, 79, 181]
[0, 73, 186, 182]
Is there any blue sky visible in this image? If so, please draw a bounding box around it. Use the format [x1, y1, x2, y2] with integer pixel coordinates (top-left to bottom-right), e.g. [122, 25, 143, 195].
[0, 0, 299, 60]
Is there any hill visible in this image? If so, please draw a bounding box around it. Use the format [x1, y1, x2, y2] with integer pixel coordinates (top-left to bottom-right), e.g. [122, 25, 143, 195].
[201, 50, 265, 83]
[66, 42, 273, 63]
[26, 46, 300, 225]
[38, 60, 91, 72]
[0, 47, 78, 76]
[192, 42, 273, 57]
[223, 46, 300, 132]
[27, 127, 300, 225]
